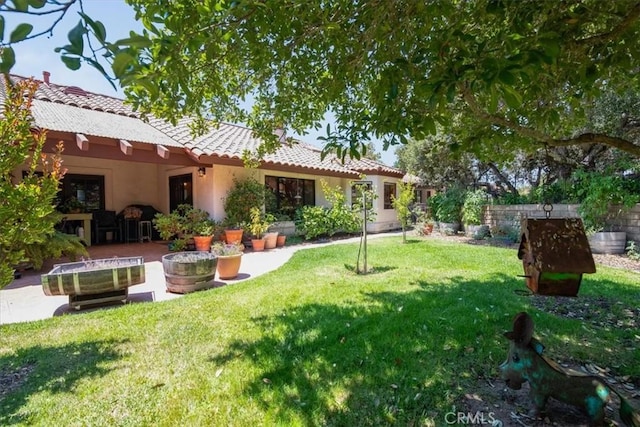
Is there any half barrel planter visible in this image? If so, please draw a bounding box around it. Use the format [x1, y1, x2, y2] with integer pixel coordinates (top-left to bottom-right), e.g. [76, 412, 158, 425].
[162, 252, 218, 294]
[41, 256, 146, 310]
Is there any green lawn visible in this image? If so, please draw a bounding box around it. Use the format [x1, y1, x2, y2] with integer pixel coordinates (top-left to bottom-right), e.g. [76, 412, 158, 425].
[1, 237, 639, 426]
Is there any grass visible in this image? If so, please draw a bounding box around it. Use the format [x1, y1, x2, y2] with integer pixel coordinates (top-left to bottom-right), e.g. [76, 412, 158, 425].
[1, 237, 639, 426]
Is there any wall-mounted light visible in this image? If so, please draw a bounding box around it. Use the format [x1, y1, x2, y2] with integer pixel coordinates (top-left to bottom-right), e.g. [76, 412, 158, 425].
[198, 167, 206, 177]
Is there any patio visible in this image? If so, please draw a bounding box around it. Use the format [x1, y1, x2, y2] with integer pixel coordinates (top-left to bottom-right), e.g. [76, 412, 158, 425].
[1, 241, 298, 325]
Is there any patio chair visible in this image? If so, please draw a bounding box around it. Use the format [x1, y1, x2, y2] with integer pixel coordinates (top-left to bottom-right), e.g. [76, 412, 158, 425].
[92, 210, 120, 244]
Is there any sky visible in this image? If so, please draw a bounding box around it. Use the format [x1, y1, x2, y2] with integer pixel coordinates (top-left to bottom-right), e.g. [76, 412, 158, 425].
[7, 0, 397, 166]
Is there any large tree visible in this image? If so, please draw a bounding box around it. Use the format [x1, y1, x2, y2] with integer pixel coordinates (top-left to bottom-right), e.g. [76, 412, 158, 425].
[2, 0, 640, 160]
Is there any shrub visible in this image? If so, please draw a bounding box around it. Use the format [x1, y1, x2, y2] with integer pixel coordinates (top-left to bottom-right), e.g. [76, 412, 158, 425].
[223, 177, 267, 228]
[295, 181, 361, 240]
[434, 188, 465, 223]
[573, 170, 639, 232]
[462, 189, 487, 225]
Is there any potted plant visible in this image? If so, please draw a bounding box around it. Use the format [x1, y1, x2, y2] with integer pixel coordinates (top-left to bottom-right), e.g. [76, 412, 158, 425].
[575, 170, 639, 254]
[222, 177, 268, 244]
[59, 197, 84, 213]
[153, 204, 211, 251]
[462, 189, 490, 239]
[193, 219, 218, 252]
[414, 207, 435, 236]
[161, 251, 217, 294]
[432, 188, 464, 235]
[211, 242, 244, 279]
[249, 207, 274, 251]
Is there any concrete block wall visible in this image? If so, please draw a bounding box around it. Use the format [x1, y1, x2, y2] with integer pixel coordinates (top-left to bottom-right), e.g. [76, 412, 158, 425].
[484, 203, 640, 244]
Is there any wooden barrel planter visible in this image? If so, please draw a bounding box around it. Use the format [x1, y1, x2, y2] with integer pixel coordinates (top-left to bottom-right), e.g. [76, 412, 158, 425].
[588, 231, 627, 255]
[162, 252, 218, 294]
[41, 257, 145, 309]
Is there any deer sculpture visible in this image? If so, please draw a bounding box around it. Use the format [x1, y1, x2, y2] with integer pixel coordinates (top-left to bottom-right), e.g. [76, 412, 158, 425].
[500, 312, 640, 426]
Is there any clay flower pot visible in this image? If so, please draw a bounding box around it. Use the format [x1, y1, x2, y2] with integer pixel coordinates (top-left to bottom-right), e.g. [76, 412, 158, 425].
[224, 229, 244, 244]
[264, 231, 278, 249]
[216, 254, 242, 280]
[252, 238, 265, 252]
[193, 235, 213, 251]
[276, 234, 286, 247]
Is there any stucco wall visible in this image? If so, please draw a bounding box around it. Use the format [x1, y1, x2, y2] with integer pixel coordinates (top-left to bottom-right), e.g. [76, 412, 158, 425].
[35, 155, 162, 213]
[363, 175, 401, 233]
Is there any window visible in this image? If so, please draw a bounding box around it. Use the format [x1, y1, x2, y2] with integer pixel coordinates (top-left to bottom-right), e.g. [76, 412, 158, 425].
[351, 181, 373, 211]
[265, 176, 315, 219]
[58, 174, 105, 211]
[384, 182, 396, 209]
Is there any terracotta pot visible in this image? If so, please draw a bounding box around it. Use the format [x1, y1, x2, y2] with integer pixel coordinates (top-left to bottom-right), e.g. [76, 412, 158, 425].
[224, 229, 244, 244]
[276, 234, 286, 247]
[216, 254, 242, 280]
[264, 232, 278, 249]
[193, 235, 213, 251]
[252, 238, 265, 252]
[423, 224, 434, 235]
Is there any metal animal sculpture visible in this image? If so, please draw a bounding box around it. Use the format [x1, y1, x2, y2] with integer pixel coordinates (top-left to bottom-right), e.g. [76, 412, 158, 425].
[500, 312, 640, 426]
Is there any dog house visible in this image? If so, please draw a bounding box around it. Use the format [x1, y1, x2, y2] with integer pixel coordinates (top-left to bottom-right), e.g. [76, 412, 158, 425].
[518, 217, 596, 296]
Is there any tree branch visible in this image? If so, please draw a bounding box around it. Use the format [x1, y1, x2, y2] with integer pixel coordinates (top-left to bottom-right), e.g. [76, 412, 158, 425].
[573, 2, 640, 47]
[460, 83, 640, 156]
[548, 133, 640, 156]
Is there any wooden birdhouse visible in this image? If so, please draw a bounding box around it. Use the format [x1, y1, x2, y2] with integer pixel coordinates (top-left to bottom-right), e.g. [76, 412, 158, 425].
[518, 217, 596, 297]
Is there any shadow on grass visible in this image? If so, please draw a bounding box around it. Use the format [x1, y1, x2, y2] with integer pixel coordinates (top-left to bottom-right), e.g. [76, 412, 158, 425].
[0, 339, 127, 425]
[343, 264, 397, 274]
[209, 273, 531, 425]
[208, 270, 640, 425]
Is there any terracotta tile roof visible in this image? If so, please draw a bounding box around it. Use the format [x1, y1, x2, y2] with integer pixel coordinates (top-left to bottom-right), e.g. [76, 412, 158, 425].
[5, 75, 403, 177]
[30, 100, 183, 147]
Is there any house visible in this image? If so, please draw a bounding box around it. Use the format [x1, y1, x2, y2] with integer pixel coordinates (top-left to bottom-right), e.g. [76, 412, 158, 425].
[6, 73, 405, 239]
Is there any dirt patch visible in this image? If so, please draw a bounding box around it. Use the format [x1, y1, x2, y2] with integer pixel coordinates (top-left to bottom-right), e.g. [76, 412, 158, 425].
[0, 363, 34, 401]
[459, 376, 629, 426]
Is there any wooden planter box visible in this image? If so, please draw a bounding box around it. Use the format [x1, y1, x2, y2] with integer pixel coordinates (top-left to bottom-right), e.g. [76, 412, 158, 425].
[41, 257, 145, 309]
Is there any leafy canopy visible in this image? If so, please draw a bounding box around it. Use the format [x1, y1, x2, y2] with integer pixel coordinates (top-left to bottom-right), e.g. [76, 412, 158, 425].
[2, 0, 640, 161]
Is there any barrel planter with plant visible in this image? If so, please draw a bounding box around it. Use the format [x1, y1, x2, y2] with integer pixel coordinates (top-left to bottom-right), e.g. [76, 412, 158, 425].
[575, 170, 639, 254]
[162, 252, 217, 294]
[41, 256, 145, 309]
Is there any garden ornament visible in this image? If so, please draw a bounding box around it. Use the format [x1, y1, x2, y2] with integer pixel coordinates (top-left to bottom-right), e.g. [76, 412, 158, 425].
[500, 312, 640, 426]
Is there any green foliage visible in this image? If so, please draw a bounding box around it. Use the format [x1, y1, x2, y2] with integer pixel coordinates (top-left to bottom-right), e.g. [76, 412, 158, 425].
[223, 177, 266, 228]
[4, 1, 640, 160]
[296, 181, 361, 240]
[211, 242, 244, 256]
[248, 207, 274, 239]
[574, 170, 639, 232]
[153, 204, 211, 249]
[626, 241, 640, 261]
[462, 189, 487, 225]
[0, 77, 65, 288]
[430, 188, 465, 223]
[391, 181, 415, 243]
[23, 230, 88, 270]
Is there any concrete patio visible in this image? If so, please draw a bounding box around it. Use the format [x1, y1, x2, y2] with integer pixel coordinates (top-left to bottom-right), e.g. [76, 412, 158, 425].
[0, 241, 298, 325]
[1, 232, 402, 325]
